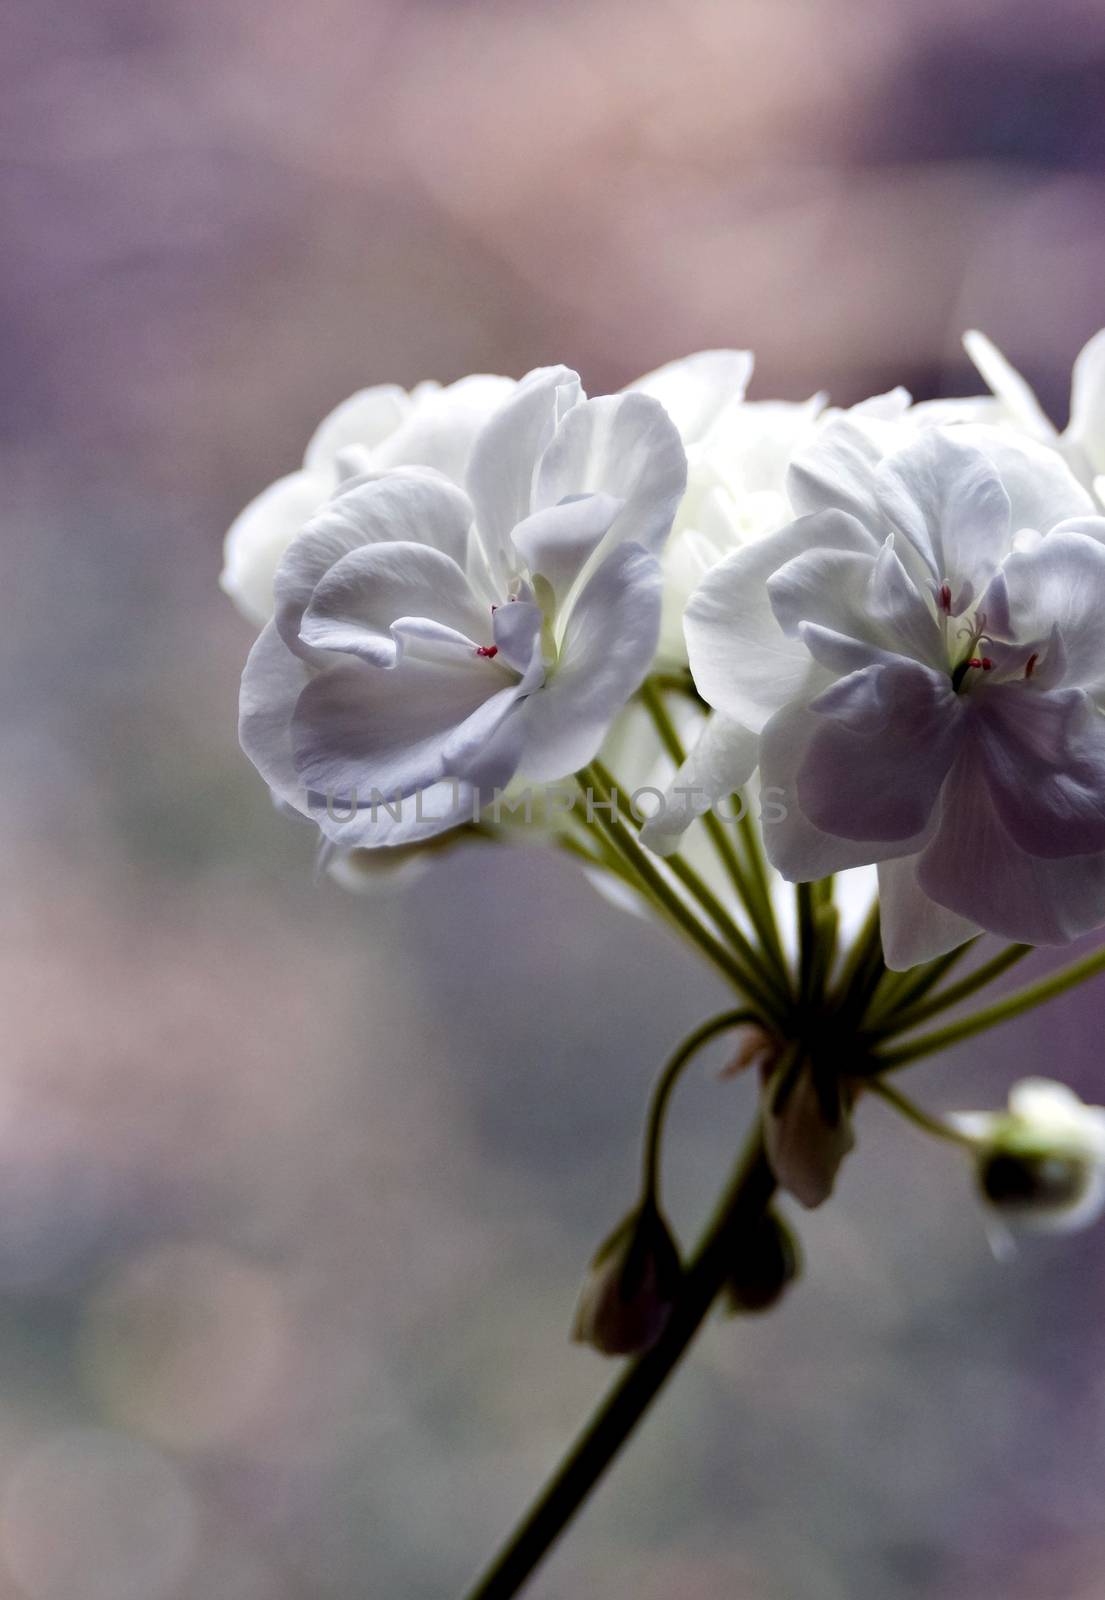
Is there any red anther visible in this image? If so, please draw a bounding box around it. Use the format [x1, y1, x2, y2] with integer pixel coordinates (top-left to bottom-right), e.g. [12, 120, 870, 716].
[981, 657, 993, 672]
[967, 657, 983, 669]
[475, 645, 499, 659]
[938, 583, 952, 613]
[1025, 652, 1038, 679]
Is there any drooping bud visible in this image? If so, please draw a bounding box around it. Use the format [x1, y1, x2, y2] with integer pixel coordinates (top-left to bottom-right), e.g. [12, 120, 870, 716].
[761, 1056, 855, 1209]
[571, 1201, 682, 1357]
[722, 1208, 802, 1315]
[950, 1078, 1105, 1236]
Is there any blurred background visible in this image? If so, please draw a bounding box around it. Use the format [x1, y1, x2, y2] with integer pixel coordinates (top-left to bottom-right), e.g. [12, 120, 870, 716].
[4, 1, 1105, 1596]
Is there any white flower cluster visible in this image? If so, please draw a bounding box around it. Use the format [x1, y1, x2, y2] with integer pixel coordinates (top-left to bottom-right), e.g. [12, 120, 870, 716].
[224, 332, 1105, 966]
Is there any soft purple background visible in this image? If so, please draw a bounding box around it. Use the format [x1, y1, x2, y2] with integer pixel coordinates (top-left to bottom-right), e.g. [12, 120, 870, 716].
[4, 2, 1105, 1596]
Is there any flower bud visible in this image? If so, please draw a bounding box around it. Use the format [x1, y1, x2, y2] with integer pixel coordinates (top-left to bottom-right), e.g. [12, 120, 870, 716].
[762, 1057, 855, 1209]
[571, 1202, 682, 1357]
[951, 1078, 1105, 1235]
[722, 1209, 802, 1315]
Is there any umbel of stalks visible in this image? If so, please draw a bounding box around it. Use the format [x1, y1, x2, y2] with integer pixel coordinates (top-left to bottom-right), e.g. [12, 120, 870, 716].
[572, 1199, 682, 1357]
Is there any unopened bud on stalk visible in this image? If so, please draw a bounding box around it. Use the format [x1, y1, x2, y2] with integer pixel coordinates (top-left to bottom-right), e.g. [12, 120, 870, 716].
[761, 1056, 855, 1209]
[950, 1078, 1105, 1236]
[722, 1209, 802, 1315]
[571, 1201, 682, 1357]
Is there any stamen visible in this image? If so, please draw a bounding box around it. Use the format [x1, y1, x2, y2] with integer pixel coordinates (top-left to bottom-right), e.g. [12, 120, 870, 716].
[938, 582, 952, 613]
[475, 645, 499, 659]
[1025, 652, 1038, 680]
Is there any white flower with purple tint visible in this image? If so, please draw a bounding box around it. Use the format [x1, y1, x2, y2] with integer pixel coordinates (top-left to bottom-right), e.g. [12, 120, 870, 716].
[221, 373, 516, 625]
[238, 366, 686, 850]
[684, 420, 1105, 966]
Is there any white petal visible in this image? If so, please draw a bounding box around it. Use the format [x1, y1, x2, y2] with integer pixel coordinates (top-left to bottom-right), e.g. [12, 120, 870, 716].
[685, 509, 878, 733]
[299, 541, 490, 666]
[367, 374, 517, 483]
[918, 740, 1105, 944]
[510, 493, 624, 608]
[466, 366, 582, 579]
[491, 597, 544, 674]
[962, 331, 1055, 439]
[876, 854, 980, 971]
[627, 349, 753, 445]
[222, 468, 334, 627]
[534, 391, 687, 557]
[274, 470, 476, 655]
[311, 779, 482, 849]
[799, 660, 962, 843]
[768, 535, 943, 671]
[787, 418, 886, 526]
[955, 424, 1093, 531]
[874, 429, 1011, 608]
[639, 714, 758, 855]
[1066, 328, 1105, 479]
[303, 386, 412, 472]
[291, 654, 522, 800]
[1000, 529, 1105, 694]
[516, 543, 662, 783]
[239, 620, 314, 813]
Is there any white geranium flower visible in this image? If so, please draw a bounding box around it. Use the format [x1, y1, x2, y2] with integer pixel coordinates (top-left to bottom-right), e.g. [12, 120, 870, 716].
[221, 374, 516, 625]
[628, 350, 826, 664]
[684, 419, 1105, 967]
[964, 327, 1105, 500]
[238, 366, 686, 851]
[950, 1078, 1105, 1238]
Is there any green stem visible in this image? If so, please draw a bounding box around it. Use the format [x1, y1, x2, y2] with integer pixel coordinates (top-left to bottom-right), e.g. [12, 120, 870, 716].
[642, 1009, 760, 1202]
[875, 944, 1032, 1039]
[637, 681, 791, 991]
[459, 1129, 777, 1600]
[577, 765, 789, 1027]
[874, 941, 1105, 1068]
[866, 940, 976, 1027]
[796, 882, 817, 1009]
[866, 1077, 977, 1151]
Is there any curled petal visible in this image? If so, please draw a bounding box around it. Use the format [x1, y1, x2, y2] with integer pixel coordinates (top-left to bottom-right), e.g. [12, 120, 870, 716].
[510, 493, 624, 609]
[299, 541, 489, 666]
[275, 471, 476, 656]
[685, 509, 877, 733]
[466, 365, 582, 580]
[639, 714, 759, 855]
[534, 391, 688, 557]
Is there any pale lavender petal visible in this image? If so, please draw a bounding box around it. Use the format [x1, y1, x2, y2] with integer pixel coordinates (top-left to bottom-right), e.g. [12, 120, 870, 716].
[799, 659, 961, 843]
[974, 686, 1105, 859]
[919, 740, 1105, 944]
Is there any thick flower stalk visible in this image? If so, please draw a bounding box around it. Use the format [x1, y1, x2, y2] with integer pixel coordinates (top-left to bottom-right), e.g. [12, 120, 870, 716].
[223, 337, 1105, 1600]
